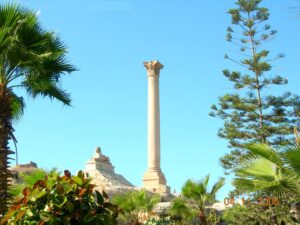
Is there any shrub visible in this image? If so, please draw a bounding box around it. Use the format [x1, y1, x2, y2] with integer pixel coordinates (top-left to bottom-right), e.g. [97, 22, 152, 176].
[1, 170, 118, 225]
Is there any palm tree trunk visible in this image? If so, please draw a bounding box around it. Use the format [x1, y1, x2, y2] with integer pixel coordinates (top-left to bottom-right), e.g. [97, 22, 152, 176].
[0, 84, 14, 217]
[199, 208, 207, 225]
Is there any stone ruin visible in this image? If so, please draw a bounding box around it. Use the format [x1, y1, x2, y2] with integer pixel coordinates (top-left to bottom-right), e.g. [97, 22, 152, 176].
[84, 147, 137, 195]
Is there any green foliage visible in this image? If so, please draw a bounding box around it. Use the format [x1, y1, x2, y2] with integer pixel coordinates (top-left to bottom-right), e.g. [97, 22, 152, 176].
[210, 0, 300, 172]
[232, 143, 300, 199]
[222, 204, 298, 225]
[0, 170, 118, 225]
[169, 197, 196, 223]
[111, 189, 161, 224]
[206, 209, 221, 225]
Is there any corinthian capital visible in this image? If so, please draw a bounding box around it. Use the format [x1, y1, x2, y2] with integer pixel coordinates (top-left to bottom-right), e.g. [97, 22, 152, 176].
[144, 60, 164, 77]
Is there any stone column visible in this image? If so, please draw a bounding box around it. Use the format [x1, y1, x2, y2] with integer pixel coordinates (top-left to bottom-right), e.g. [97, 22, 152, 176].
[142, 60, 170, 195]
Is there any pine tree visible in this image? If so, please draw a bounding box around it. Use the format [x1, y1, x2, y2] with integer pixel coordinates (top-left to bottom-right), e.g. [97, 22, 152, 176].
[210, 0, 300, 172]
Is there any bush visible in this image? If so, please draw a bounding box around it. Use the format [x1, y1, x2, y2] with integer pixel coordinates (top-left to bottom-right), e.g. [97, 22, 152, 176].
[1, 170, 118, 225]
[222, 204, 298, 225]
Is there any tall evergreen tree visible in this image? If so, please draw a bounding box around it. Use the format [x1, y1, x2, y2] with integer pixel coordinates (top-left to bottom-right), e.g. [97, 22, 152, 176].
[210, 0, 300, 172]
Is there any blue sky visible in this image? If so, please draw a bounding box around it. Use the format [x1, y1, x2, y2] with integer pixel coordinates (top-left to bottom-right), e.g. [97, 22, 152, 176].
[4, 0, 300, 199]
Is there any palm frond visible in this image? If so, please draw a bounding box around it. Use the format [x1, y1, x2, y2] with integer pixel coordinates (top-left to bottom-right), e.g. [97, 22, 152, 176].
[235, 158, 277, 180]
[23, 76, 71, 105]
[196, 175, 209, 197]
[233, 177, 296, 196]
[0, 29, 11, 52]
[182, 179, 201, 202]
[1, 3, 76, 105]
[234, 158, 282, 194]
[0, 3, 22, 28]
[10, 92, 25, 120]
[210, 177, 225, 197]
[169, 197, 196, 220]
[282, 143, 300, 175]
[244, 143, 283, 167]
[233, 143, 300, 197]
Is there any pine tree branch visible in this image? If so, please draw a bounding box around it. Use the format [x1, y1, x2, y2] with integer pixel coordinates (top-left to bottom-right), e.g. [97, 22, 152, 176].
[226, 55, 249, 69]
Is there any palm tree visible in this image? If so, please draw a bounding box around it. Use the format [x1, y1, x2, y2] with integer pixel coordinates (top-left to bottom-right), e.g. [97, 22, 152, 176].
[181, 175, 225, 225]
[111, 190, 161, 225]
[0, 4, 76, 215]
[232, 143, 300, 199]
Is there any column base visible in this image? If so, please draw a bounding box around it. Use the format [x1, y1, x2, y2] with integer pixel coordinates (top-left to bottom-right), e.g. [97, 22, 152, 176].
[142, 169, 170, 195]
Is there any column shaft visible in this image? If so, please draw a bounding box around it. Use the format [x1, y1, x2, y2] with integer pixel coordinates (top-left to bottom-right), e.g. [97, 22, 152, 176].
[148, 76, 160, 170]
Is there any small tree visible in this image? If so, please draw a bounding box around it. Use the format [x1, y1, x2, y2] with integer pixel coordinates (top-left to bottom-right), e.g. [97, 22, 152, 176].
[210, 0, 300, 172]
[181, 175, 225, 225]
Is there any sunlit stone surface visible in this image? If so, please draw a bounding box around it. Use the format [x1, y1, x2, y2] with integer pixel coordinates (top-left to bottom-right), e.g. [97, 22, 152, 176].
[84, 147, 136, 195]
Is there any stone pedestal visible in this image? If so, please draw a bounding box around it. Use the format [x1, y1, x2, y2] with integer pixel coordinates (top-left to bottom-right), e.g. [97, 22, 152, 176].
[142, 60, 170, 195]
[142, 169, 170, 194]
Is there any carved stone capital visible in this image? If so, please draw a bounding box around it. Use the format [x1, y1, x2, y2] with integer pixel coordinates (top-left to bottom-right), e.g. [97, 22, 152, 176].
[144, 60, 163, 77]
